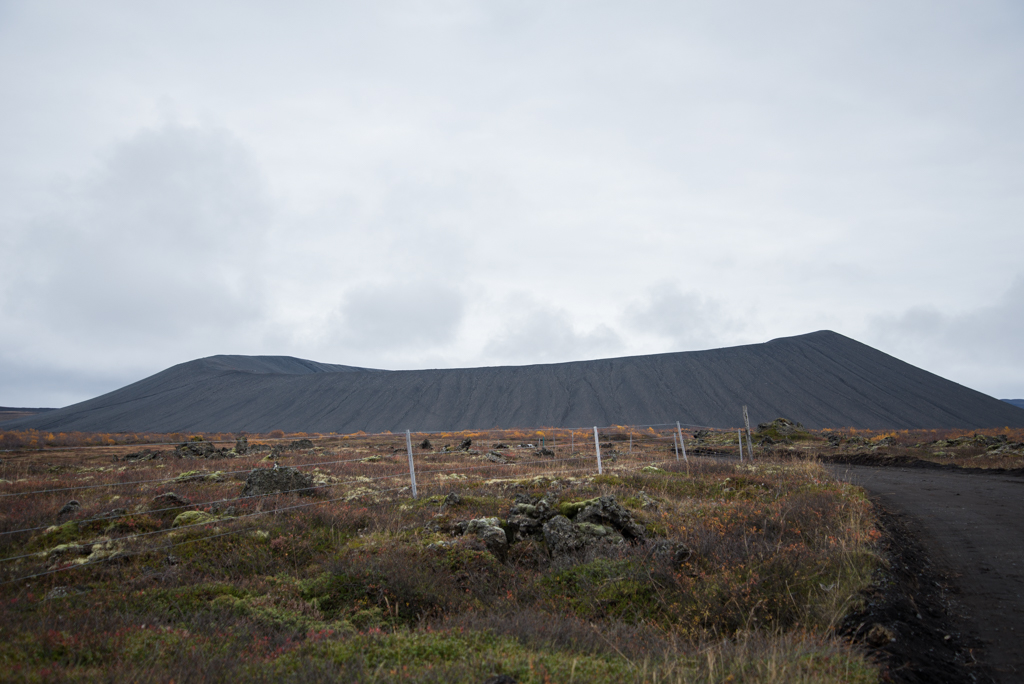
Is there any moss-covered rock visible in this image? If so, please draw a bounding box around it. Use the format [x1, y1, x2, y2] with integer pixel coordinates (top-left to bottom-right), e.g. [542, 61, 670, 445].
[557, 498, 599, 518]
[171, 510, 219, 527]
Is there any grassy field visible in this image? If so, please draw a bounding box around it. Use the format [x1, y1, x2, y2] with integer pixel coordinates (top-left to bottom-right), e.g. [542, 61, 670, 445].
[753, 421, 1024, 470]
[0, 429, 886, 682]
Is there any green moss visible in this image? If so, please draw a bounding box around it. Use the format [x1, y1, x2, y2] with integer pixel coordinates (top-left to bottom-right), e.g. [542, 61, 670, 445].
[272, 629, 631, 683]
[30, 521, 80, 550]
[544, 559, 661, 622]
[299, 572, 363, 619]
[209, 593, 340, 634]
[557, 498, 598, 518]
[171, 510, 220, 527]
[134, 582, 248, 615]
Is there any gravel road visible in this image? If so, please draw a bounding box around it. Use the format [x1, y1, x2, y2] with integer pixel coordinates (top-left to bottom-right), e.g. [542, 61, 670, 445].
[828, 465, 1024, 682]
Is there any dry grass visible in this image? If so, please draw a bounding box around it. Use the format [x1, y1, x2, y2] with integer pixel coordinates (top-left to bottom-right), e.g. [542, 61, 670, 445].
[0, 430, 881, 682]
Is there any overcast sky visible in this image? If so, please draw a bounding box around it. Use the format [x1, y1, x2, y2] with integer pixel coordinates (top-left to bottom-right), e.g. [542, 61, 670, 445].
[1, 1, 1023, 407]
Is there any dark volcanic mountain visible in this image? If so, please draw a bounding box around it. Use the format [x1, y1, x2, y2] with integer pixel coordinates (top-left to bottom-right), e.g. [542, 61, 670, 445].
[6, 331, 1024, 433]
[0, 407, 56, 424]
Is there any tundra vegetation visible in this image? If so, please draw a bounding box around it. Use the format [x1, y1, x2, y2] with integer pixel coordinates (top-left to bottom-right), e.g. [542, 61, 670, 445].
[0, 425, 934, 682]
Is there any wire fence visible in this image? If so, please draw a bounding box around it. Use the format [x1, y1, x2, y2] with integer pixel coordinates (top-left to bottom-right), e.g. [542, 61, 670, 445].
[0, 419, 761, 586]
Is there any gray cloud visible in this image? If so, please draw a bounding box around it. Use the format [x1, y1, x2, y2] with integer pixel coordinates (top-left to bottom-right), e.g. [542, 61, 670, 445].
[483, 296, 623, 365]
[0, 124, 274, 402]
[333, 281, 466, 358]
[867, 275, 1024, 398]
[622, 283, 748, 351]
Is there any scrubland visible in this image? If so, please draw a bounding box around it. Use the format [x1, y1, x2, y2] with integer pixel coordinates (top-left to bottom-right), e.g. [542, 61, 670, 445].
[0, 429, 890, 682]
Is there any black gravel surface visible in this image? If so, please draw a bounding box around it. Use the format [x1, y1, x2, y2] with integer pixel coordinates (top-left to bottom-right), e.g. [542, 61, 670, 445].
[830, 464, 1024, 682]
[7, 331, 1024, 433]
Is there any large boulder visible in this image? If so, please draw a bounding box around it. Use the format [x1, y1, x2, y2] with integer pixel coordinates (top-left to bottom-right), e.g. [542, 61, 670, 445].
[542, 515, 587, 558]
[242, 466, 315, 497]
[465, 517, 508, 560]
[506, 493, 559, 542]
[172, 510, 219, 527]
[574, 496, 646, 542]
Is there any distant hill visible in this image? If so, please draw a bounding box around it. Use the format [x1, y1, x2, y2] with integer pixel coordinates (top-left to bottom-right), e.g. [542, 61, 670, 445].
[6, 331, 1024, 433]
[0, 407, 56, 425]
[1003, 399, 1024, 411]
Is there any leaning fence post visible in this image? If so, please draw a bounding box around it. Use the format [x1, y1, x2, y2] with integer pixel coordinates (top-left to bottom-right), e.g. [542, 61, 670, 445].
[405, 430, 417, 498]
[593, 426, 602, 474]
[571, 431, 574, 454]
[737, 429, 743, 462]
[676, 421, 688, 463]
[742, 405, 754, 460]
[673, 432, 679, 460]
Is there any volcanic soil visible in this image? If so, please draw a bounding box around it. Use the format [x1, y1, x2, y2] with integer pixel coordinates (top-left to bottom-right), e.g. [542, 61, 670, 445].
[829, 464, 1024, 683]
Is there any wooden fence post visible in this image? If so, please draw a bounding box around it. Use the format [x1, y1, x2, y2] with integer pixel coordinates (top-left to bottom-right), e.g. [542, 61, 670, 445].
[743, 405, 754, 460]
[594, 427, 602, 474]
[405, 430, 417, 498]
[676, 421, 688, 463]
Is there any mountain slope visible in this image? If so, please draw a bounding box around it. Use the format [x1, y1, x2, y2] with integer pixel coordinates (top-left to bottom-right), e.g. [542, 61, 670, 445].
[7, 332, 1024, 433]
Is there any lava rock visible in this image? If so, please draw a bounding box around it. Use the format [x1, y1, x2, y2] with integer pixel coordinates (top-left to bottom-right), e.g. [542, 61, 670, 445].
[45, 586, 73, 600]
[574, 496, 646, 542]
[483, 675, 517, 684]
[175, 440, 224, 458]
[241, 466, 315, 497]
[123, 450, 164, 461]
[650, 539, 693, 565]
[465, 517, 508, 560]
[151, 492, 190, 509]
[542, 515, 587, 558]
[866, 623, 896, 647]
[172, 510, 219, 527]
[485, 451, 509, 464]
[506, 493, 559, 542]
[57, 500, 81, 517]
[757, 417, 802, 435]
